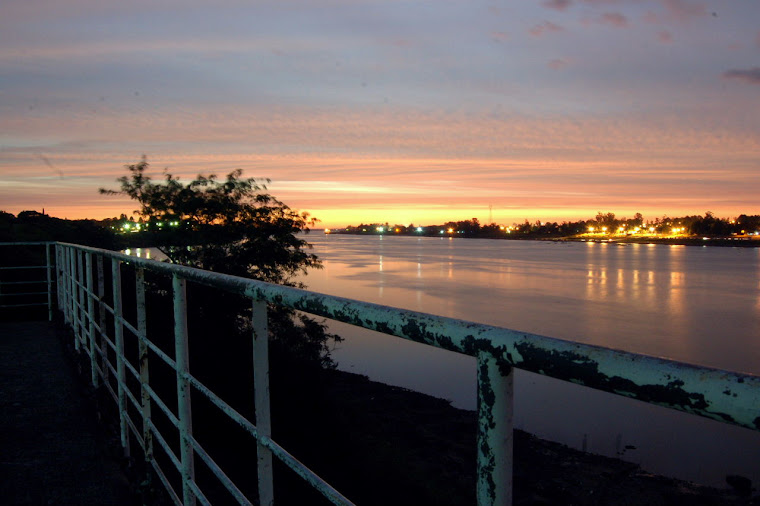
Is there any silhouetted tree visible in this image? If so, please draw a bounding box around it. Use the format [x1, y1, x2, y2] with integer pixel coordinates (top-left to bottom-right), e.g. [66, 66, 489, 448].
[101, 156, 340, 384]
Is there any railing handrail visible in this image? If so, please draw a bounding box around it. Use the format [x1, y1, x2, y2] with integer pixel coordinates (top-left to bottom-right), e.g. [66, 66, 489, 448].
[6, 241, 758, 506]
[56, 241, 760, 432]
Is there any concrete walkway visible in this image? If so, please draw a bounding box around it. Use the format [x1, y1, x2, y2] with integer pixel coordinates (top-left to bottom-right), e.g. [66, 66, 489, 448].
[0, 321, 136, 505]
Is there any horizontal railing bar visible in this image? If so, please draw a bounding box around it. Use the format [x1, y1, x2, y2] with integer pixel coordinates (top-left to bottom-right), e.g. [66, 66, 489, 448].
[0, 265, 47, 270]
[102, 331, 117, 354]
[0, 280, 46, 285]
[101, 372, 119, 406]
[122, 319, 140, 338]
[189, 434, 253, 506]
[262, 436, 356, 506]
[102, 302, 115, 316]
[148, 419, 182, 476]
[144, 338, 177, 370]
[184, 373, 259, 439]
[150, 460, 182, 506]
[124, 354, 141, 383]
[124, 377, 143, 414]
[104, 357, 119, 385]
[56, 242, 760, 432]
[183, 369, 353, 505]
[125, 411, 145, 451]
[188, 479, 212, 506]
[146, 384, 180, 428]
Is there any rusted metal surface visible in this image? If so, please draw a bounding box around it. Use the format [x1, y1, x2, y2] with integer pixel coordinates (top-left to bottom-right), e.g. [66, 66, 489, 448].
[477, 353, 514, 506]
[43, 242, 760, 506]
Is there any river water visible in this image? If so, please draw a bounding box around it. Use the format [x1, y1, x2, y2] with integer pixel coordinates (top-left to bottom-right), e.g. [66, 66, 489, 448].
[297, 234, 760, 487]
[125, 236, 760, 486]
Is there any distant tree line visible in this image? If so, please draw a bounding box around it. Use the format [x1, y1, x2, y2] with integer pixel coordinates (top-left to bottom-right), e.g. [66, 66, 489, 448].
[0, 210, 119, 248]
[337, 212, 760, 239]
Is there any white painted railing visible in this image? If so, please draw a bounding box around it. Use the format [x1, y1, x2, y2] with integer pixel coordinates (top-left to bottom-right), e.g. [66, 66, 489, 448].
[5, 241, 759, 505]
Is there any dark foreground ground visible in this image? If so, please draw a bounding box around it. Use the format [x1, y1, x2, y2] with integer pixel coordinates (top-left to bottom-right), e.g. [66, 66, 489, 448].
[0, 321, 135, 505]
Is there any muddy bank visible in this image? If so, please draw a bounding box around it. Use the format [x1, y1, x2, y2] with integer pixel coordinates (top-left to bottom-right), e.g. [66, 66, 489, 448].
[309, 369, 757, 505]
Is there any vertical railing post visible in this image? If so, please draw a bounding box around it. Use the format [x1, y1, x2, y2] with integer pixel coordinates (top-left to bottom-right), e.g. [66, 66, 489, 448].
[136, 267, 153, 467]
[97, 255, 109, 384]
[45, 243, 52, 321]
[173, 274, 196, 506]
[55, 245, 65, 321]
[112, 258, 130, 456]
[77, 250, 86, 349]
[252, 299, 274, 506]
[70, 247, 79, 348]
[85, 252, 99, 387]
[64, 246, 72, 325]
[476, 352, 514, 506]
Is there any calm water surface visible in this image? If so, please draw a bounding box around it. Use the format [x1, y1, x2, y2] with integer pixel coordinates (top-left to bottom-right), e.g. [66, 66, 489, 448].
[298, 234, 760, 487]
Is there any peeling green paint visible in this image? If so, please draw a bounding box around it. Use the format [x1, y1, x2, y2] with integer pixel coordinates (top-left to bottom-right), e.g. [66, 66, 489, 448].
[513, 341, 714, 414]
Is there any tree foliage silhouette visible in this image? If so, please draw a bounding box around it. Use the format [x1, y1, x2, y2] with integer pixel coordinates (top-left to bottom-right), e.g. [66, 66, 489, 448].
[101, 156, 340, 370]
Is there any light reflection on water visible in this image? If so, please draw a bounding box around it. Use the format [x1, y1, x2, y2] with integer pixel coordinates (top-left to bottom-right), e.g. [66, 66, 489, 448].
[299, 234, 760, 487]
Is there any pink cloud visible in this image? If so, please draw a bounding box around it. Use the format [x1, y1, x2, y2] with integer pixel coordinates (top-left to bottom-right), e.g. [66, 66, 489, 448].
[491, 31, 509, 43]
[548, 59, 569, 70]
[542, 0, 572, 11]
[658, 31, 673, 43]
[662, 0, 707, 22]
[529, 21, 565, 37]
[646, 0, 708, 24]
[599, 12, 628, 28]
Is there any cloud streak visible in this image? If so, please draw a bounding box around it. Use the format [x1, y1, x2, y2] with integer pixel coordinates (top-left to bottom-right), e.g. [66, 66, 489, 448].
[722, 67, 760, 85]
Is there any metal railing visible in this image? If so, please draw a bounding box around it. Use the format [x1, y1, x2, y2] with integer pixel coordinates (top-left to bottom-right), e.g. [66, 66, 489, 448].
[14, 241, 760, 505]
[0, 242, 54, 320]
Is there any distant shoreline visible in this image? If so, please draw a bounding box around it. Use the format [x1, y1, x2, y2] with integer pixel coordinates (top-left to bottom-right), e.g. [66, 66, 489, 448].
[545, 236, 760, 247]
[318, 230, 760, 247]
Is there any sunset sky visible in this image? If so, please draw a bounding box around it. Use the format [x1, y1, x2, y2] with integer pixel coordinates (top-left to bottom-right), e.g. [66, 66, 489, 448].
[1, 0, 758, 228]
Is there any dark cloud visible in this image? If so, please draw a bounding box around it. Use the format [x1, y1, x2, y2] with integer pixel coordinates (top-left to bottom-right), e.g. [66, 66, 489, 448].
[722, 68, 760, 85]
[542, 0, 572, 11]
